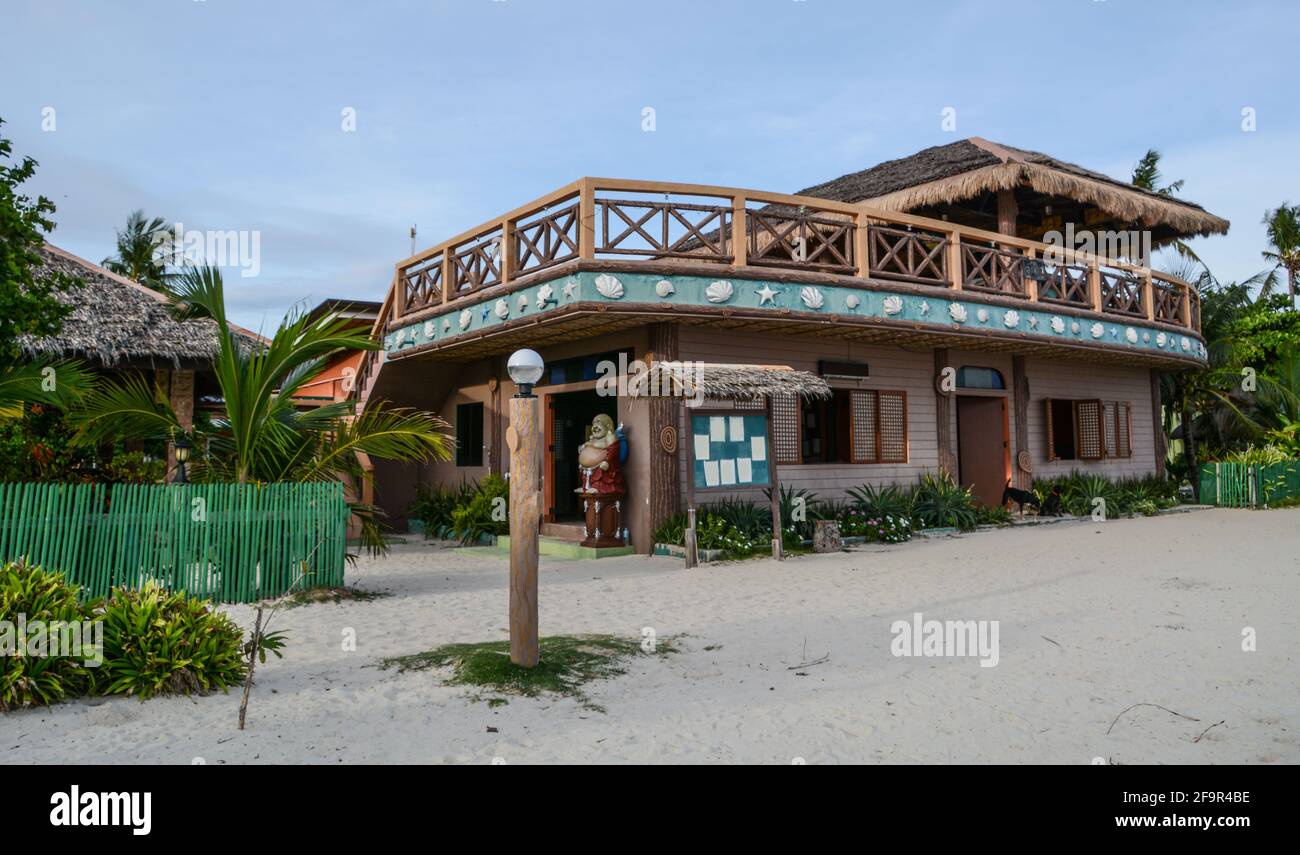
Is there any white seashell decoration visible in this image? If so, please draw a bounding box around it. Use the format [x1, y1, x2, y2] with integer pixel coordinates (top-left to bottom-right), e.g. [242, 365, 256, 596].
[1180, 336, 1191, 351]
[655, 279, 675, 298]
[882, 295, 903, 315]
[594, 273, 624, 299]
[395, 329, 406, 344]
[494, 298, 510, 319]
[1071, 321, 1081, 334]
[800, 286, 825, 309]
[424, 321, 435, 338]
[949, 303, 968, 323]
[1143, 331, 1150, 342]
[536, 283, 554, 310]
[1090, 322, 1104, 339]
[1125, 328, 1138, 344]
[1050, 316, 1065, 334]
[845, 294, 860, 310]
[1003, 310, 1020, 328]
[705, 280, 734, 303]
[1156, 332, 1167, 347]
[443, 318, 452, 332]
[458, 309, 472, 330]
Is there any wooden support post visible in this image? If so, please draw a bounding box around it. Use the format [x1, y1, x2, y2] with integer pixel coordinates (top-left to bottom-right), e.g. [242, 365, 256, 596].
[732, 194, 747, 267]
[1024, 247, 1039, 303]
[766, 395, 783, 561]
[647, 323, 681, 535]
[934, 349, 956, 479]
[1181, 284, 1193, 328]
[392, 270, 406, 320]
[855, 212, 870, 279]
[578, 179, 596, 260]
[1011, 356, 1030, 490]
[507, 394, 541, 667]
[997, 188, 1019, 237]
[1150, 368, 1166, 478]
[1143, 269, 1155, 322]
[500, 218, 516, 285]
[948, 230, 963, 290]
[1088, 262, 1103, 313]
[440, 252, 454, 305]
[684, 507, 697, 569]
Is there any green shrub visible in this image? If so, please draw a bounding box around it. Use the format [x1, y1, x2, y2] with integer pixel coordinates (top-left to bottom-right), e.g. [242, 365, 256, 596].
[652, 512, 687, 546]
[449, 474, 510, 545]
[975, 504, 1013, 527]
[763, 485, 821, 539]
[409, 480, 478, 539]
[912, 472, 979, 531]
[846, 482, 915, 521]
[0, 561, 98, 711]
[98, 584, 246, 699]
[1220, 444, 1291, 466]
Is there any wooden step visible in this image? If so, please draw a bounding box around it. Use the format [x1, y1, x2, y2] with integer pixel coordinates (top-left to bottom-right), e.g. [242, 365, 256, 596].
[540, 522, 586, 542]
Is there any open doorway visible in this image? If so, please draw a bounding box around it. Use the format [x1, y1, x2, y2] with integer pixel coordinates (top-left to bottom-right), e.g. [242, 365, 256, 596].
[545, 389, 617, 522]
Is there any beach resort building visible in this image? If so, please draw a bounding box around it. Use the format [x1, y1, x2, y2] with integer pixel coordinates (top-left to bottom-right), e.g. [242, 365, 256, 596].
[357, 139, 1227, 552]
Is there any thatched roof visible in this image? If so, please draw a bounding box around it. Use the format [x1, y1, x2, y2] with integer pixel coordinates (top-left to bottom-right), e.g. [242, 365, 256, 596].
[630, 361, 831, 402]
[19, 244, 265, 367]
[794, 137, 1229, 238]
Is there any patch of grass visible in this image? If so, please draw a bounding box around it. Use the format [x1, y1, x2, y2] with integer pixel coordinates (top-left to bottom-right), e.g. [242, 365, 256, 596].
[277, 586, 389, 609]
[379, 634, 677, 711]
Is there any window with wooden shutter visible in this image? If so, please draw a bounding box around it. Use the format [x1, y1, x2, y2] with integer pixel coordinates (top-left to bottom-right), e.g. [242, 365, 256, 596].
[1075, 399, 1104, 460]
[1102, 401, 1118, 457]
[1116, 402, 1132, 458]
[878, 390, 908, 463]
[849, 390, 878, 463]
[771, 393, 801, 465]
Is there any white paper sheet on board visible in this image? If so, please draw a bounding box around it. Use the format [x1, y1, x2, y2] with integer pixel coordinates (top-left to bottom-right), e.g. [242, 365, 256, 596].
[710, 416, 725, 442]
[694, 434, 711, 461]
[729, 416, 744, 440]
[737, 458, 753, 483]
[720, 459, 736, 485]
[703, 460, 720, 487]
[751, 436, 767, 461]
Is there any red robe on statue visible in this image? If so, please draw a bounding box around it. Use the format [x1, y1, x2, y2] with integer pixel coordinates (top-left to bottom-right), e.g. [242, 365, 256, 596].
[583, 439, 625, 494]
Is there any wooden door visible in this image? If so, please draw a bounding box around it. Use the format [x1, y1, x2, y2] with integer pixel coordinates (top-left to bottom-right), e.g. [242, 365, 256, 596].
[956, 396, 1009, 507]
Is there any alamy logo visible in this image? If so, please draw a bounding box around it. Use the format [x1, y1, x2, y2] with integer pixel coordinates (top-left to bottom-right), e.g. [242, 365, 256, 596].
[49, 786, 151, 835]
[890, 612, 1000, 668]
[0, 614, 103, 666]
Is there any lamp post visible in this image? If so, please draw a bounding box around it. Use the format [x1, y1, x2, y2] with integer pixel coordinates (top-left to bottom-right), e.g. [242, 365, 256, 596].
[174, 434, 193, 484]
[505, 348, 544, 667]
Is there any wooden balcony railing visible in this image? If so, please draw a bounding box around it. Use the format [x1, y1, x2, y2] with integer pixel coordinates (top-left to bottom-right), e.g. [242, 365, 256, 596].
[387, 178, 1202, 335]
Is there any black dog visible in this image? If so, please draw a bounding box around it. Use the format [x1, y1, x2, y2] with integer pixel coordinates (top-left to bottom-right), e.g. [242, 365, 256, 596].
[1001, 480, 1041, 516]
[1040, 487, 1063, 517]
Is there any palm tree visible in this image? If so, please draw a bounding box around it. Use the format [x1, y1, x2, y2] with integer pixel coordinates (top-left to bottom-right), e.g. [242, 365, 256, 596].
[0, 360, 93, 420]
[72, 266, 450, 552]
[102, 209, 175, 290]
[1262, 203, 1300, 302]
[1131, 149, 1200, 265]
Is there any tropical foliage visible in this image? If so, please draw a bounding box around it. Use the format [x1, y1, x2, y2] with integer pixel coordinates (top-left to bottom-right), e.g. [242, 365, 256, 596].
[1262, 202, 1300, 301]
[101, 209, 175, 291]
[70, 266, 451, 551]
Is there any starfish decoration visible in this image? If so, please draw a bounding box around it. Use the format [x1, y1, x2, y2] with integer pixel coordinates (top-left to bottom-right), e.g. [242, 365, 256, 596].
[481, 304, 491, 321]
[562, 278, 580, 300]
[1110, 326, 1119, 338]
[1027, 316, 1038, 329]
[756, 284, 778, 305]
[918, 300, 930, 315]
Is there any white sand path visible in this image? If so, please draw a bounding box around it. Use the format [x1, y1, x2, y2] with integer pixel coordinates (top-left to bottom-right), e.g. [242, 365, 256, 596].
[3, 508, 1297, 764]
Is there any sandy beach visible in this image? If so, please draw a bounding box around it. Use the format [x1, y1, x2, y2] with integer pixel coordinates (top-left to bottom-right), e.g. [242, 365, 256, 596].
[3, 507, 1297, 764]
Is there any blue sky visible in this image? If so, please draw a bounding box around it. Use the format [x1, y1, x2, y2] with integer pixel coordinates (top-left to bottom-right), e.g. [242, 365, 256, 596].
[6, 0, 1298, 331]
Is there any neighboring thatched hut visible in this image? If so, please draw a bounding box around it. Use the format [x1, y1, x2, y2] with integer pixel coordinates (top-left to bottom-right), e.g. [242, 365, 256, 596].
[794, 137, 1229, 251]
[21, 243, 266, 476]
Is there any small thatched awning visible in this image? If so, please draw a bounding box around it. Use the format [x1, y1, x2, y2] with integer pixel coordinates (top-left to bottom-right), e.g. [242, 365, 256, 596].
[630, 361, 831, 402]
[796, 137, 1230, 239]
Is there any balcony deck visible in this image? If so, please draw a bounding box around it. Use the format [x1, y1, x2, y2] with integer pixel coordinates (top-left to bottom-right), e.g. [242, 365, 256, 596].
[373, 178, 1206, 371]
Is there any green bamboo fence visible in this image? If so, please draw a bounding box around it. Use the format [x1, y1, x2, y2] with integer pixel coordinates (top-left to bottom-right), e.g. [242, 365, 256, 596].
[0, 481, 347, 602]
[1198, 461, 1300, 508]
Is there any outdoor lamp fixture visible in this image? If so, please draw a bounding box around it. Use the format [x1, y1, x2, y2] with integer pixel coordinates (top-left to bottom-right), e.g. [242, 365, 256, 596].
[505, 348, 544, 667]
[507, 348, 545, 397]
[1023, 258, 1048, 284]
[174, 434, 193, 484]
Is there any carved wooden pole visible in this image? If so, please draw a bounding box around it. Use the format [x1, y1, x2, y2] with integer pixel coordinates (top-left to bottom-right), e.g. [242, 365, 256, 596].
[507, 392, 542, 667]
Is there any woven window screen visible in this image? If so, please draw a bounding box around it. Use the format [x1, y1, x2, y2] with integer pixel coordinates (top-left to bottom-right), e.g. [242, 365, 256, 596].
[1076, 400, 1103, 460]
[771, 394, 801, 464]
[732, 399, 765, 411]
[1102, 402, 1117, 457]
[878, 391, 908, 463]
[849, 391, 878, 463]
[1117, 402, 1132, 458]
